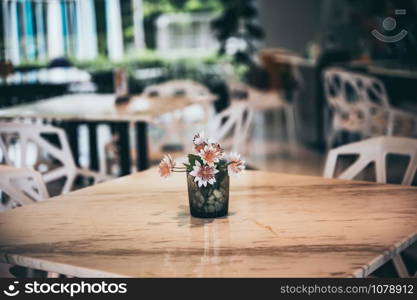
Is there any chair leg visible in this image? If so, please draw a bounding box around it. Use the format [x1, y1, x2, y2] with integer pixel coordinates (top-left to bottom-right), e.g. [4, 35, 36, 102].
[402, 155, 417, 185]
[414, 118, 417, 138]
[387, 112, 395, 136]
[375, 154, 387, 183]
[392, 254, 410, 278]
[285, 106, 296, 144]
[323, 150, 338, 178]
[326, 113, 341, 150]
[47, 272, 61, 278]
[0, 263, 14, 278]
[327, 128, 337, 150]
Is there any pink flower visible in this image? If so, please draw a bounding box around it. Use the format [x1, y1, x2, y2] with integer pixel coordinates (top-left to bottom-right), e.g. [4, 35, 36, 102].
[189, 161, 219, 187]
[199, 143, 224, 167]
[158, 154, 176, 178]
[227, 152, 245, 175]
[193, 132, 207, 153]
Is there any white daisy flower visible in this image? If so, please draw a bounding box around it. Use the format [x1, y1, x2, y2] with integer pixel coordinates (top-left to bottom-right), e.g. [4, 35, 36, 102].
[193, 132, 207, 153]
[189, 161, 219, 187]
[227, 152, 245, 175]
[199, 143, 224, 167]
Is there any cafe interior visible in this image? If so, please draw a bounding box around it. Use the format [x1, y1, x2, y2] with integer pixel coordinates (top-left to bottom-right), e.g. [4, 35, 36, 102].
[0, 0, 416, 278]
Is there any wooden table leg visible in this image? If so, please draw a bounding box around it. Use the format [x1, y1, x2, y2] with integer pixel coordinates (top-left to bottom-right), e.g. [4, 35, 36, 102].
[87, 122, 99, 171]
[114, 122, 131, 176]
[135, 121, 149, 171]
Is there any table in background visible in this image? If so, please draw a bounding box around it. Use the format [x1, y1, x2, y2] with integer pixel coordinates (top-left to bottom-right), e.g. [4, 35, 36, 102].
[0, 93, 211, 175]
[0, 170, 416, 277]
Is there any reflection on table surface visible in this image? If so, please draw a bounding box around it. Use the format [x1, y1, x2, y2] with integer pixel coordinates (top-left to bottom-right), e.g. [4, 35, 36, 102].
[1, 169, 416, 277]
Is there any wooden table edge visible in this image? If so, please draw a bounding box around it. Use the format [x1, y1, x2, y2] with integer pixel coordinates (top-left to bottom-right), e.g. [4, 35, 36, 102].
[0, 253, 126, 278]
[2, 231, 416, 278]
[352, 232, 417, 277]
[1, 171, 416, 278]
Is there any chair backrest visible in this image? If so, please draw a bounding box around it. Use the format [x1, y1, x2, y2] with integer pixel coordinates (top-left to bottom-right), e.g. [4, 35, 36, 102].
[324, 136, 417, 185]
[208, 102, 253, 153]
[0, 122, 78, 194]
[142, 80, 213, 102]
[0, 165, 49, 211]
[323, 68, 390, 135]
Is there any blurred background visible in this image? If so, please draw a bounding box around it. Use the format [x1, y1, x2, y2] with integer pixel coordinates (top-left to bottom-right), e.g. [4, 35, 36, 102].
[0, 0, 417, 188]
[1, 0, 417, 278]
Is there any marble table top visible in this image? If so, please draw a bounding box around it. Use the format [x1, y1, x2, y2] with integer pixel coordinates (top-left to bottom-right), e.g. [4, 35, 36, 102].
[0, 93, 213, 122]
[0, 170, 416, 277]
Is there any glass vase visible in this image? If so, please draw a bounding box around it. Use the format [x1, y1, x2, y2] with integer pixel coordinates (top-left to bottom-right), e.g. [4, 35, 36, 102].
[186, 172, 229, 218]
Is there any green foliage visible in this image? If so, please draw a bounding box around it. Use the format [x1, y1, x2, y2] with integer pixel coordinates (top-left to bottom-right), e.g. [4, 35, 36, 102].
[186, 154, 203, 172]
[143, 0, 223, 17]
[185, 155, 228, 174]
[211, 0, 264, 65]
[72, 55, 123, 72]
[72, 50, 221, 75]
[216, 159, 229, 173]
[12, 60, 48, 72]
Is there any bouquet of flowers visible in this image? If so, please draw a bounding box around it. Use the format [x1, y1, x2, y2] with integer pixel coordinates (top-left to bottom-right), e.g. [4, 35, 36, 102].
[159, 132, 245, 218]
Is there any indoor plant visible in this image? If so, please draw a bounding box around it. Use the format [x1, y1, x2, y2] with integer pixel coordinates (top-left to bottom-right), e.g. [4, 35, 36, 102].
[158, 132, 245, 218]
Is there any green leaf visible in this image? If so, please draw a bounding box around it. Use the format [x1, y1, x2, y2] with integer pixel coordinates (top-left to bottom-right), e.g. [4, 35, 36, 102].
[183, 163, 192, 173]
[188, 154, 203, 168]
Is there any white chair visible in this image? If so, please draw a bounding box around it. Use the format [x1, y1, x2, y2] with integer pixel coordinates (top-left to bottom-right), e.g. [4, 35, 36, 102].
[0, 163, 69, 277]
[227, 64, 301, 145]
[0, 122, 110, 195]
[0, 165, 49, 211]
[248, 86, 296, 144]
[143, 80, 216, 153]
[323, 136, 417, 277]
[323, 68, 417, 149]
[208, 101, 254, 154]
[324, 136, 417, 185]
[0, 165, 61, 277]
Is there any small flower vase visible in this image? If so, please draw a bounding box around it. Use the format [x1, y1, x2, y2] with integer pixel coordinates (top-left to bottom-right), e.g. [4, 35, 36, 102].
[186, 172, 229, 218]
